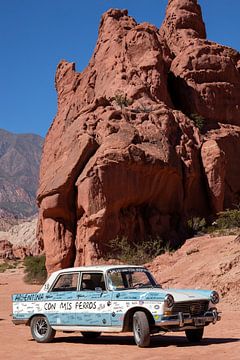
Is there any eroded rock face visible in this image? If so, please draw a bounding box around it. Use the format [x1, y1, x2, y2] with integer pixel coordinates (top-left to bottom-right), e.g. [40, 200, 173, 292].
[37, 3, 240, 273]
[160, 0, 207, 55]
[201, 126, 240, 212]
[161, 0, 240, 125]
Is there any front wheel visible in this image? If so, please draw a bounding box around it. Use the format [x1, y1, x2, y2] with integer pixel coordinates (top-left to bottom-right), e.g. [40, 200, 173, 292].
[185, 328, 204, 343]
[133, 311, 150, 347]
[30, 315, 56, 343]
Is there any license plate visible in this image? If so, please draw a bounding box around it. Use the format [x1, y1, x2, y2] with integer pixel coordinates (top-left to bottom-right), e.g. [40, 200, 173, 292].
[194, 318, 205, 326]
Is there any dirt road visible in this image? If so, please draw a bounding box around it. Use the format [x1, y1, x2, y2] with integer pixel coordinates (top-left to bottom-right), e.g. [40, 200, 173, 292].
[1, 269, 239, 360]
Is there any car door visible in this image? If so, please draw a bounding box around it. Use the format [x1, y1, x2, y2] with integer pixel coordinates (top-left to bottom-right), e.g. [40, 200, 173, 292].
[75, 272, 112, 326]
[48, 271, 80, 326]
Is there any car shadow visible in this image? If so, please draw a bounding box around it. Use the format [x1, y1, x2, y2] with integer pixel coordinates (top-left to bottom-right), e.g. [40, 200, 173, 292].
[47, 334, 240, 347]
[150, 334, 240, 348]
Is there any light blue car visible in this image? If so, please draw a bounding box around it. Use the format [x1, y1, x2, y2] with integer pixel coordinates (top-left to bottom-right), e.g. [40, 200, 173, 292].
[12, 265, 221, 347]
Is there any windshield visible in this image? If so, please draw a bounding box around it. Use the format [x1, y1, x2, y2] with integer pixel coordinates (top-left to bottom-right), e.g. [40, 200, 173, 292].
[107, 267, 159, 290]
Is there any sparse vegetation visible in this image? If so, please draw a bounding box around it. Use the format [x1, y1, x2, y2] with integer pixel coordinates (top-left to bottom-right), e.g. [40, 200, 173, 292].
[23, 255, 47, 284]
[187, 217, 206, 236]
[104, 236, 172, 265]
[189, 113, 205, 131]
[0, 260, 19, 273]
[215, 209, 240, 229]
[187, 208, 240, 237]
[207, 209, 240, 237]
[132, 104, 153, 113]
[111, 92, 133, 109]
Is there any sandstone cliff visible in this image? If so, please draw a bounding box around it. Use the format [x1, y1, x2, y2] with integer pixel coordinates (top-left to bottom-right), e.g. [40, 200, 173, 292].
[37, 0, 240, 273]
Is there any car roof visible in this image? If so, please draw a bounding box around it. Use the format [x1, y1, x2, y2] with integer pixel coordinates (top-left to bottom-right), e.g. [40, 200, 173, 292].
[51, 264, 146, 276]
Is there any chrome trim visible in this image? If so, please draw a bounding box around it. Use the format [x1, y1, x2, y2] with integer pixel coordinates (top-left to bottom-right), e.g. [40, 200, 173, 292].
[155, 310, 221, 328]
[164, 294, 174, 308]
[171, 300, 209, 316]
[210, 291, 220, 304]
[52, 325, 122, 333]
[179, 312, 184, 327]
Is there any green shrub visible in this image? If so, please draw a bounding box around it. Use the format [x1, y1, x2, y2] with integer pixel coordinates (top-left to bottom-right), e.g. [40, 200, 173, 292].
[0, 261, 19, 273]
[215, 209, 240, 229]
[189, 113, 205, 131]
[187, 209, 240, 237]
[111, 92, 133, 109]
[187, 217, 206, 235]
[104, 236, 171, 265]
[23, 255, 47, 284]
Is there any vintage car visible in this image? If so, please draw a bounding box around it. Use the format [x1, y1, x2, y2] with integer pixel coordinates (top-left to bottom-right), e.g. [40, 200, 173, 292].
[12, 265, 221, 347]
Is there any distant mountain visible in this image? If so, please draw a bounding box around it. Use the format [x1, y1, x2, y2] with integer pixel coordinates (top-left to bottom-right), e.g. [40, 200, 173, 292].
[0, 129, 43, 219]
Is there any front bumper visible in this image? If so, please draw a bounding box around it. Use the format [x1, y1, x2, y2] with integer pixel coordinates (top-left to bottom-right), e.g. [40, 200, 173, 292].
[155, 309, 221, 330]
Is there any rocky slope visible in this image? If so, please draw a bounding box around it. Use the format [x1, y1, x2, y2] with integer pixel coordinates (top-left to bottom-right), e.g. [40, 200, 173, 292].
[148, 234, 240, 310]
[0, 129, 43, 219]
[0, 216, 42, 259]
[37, 0, 240, 273]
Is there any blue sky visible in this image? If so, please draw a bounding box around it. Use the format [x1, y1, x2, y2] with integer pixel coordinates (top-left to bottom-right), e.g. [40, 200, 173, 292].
[0, 0, 239, 137]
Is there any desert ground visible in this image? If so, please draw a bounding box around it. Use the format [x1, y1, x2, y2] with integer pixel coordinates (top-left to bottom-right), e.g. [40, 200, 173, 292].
[1, 263, 239, 360]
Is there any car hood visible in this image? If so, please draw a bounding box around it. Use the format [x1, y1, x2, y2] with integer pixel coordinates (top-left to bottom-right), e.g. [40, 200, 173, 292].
[118, 287, 212, 302]
[164, 288, 212, 302]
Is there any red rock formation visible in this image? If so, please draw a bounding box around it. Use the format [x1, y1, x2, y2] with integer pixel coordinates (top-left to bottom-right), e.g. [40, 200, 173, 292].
[160, 0, 240, 125]
[201, 125, 240, 212]
[160, 0, 206, 55]
[37, 3, 240, 273]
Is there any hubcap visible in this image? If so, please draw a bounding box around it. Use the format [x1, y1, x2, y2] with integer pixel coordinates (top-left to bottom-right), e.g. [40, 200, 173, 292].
[134, 319, 141, 342]
[35, 318, 48, 337]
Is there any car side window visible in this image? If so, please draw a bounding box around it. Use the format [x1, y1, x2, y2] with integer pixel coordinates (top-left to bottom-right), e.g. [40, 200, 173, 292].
[51, 273, 79, 292]
[108, 272, 125, 289]
[81, 272, 106, 291]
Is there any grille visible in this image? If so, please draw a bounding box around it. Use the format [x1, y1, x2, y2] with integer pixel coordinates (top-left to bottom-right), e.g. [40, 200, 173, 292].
[172, 300, 209, 316]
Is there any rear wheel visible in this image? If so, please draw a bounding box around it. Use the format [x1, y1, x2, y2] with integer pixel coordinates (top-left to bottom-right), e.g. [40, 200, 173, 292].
[81, 332, 101, 339]
[133, 311, 150, 347]
[30, 315, 56, 343]
[185, 328, 204, 343]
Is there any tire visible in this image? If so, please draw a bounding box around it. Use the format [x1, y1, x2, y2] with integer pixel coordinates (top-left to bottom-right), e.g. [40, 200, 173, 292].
[81, 331, 101, 339]
[185, 328, 204, 343]
[133, 311, 150, 347]
[30, 315, 56, 343]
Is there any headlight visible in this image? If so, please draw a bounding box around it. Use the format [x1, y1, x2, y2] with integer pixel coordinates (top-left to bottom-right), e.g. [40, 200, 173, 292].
[210, 291, 220, 304]
[164, 294, 174, 308]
